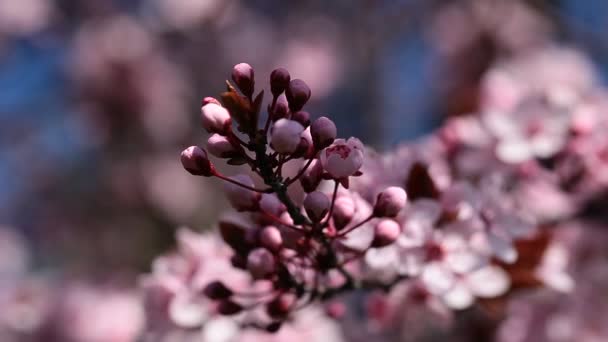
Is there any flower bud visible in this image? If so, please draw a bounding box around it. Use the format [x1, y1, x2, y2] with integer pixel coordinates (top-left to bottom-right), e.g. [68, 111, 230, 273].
[320, 138, 364, 179]
[332, 195, 355, 229]
[372, 219, 401, 248]
[260, 226, 283, 251]
[202, 97, 221, 106]
[201, 103, 231, 134]
[266, 293, 296, 318]
[373, 186, 407, 217]
[259, 194, 284, 216]
[207, 133, 238, 158]
[203, 281, 233, 300]
[304, 191, 330, 222]
[286, 79, 311, 112]
[247, 248, 276, 279]
[270, 68, 291, 96]
[181, 146, 214, 176]
[223, 174, 261, 211]
[271, 119, 305, 154]
[217, 300, 243, 315]
[271, 95, 289, 121]
[311, 116, 337, 150]
[292, 111, 311, 127]
[291, 127, 313, 159]
[300, 159, 323, 192]
[231, 63, 254, 97]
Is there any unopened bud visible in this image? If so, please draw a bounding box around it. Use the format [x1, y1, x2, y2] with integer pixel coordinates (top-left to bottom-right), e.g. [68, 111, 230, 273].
[292, 111, 311, 127]
[270, 68, 291, 96]
[311, 116, 337, 150]
[247, 248, 276, 279]
[201, 103, 231, 134]
[207, 133, 238, 158]
[271, 119, 305, 154]
[217, 300, 243, 315]
[300, 159, 323, 192]
[231, 63, 255, 97]
[332, 195, 355, 229]
[286, 79, 311, 112]
[304, 191, 330, 222]
[271, 95, 289, 121]
[372, 219, 401, 248]
[202, 97, 221, 106]
[267, 293, 296, 318]
[373, 186, 407, 217]
[203, 281, 233, 300]
[292, 127, 313, 159]
[181, 146, 214, 176]
[223, 174, 261, 211]
[260, 226, 283, 251]
[259, 194, 284, 216]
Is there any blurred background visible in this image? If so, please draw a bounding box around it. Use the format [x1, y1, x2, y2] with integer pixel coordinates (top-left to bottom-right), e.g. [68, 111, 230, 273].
[1, 0, 608, 282]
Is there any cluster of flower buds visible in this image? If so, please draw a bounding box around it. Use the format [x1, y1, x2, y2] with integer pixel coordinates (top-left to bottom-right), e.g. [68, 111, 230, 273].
[180, 64, 408, 331]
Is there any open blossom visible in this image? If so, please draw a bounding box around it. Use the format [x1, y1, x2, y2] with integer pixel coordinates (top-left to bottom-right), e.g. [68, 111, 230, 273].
[320, 138, 364, 179]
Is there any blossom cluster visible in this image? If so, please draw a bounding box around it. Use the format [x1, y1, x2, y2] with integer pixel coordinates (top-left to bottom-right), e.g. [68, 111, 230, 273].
[176, 63, 413, 332]
[141, 47, 608, 340]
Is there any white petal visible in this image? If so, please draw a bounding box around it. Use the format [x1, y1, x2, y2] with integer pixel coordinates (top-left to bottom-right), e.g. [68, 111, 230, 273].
[421, 262, 455, 294]
[168, 293, 207, 328]
[339, 222, 374, 252]
[442, 282, 474, 310]
[203, 317, 240, 342]
[496, 140, 534, 163]
[398, 247, 426, 276]
[465, 265, 510, 298]
[365, 245, 398, 270]
[445, 249, 486, 274]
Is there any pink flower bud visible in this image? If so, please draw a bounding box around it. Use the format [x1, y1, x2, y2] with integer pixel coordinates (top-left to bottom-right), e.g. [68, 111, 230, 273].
[231, 63, 254, 97]
[202, 97, 221, 106]
[223, 174, 261, 211]
[247, 248, 276, 279]
[300, 159, 323, 192]
[270, 68, 291, 96]
[373, 186, 407, 217]
[304, 191, 330, 222]
[266, 293, 296, 318]
[320, 138, 364, 179]
[259, 194, 284, 216]
[292, 111, 311, 127]
[180, 146, 214, 176]
[332, 195, 356, 229]
[203, 281, 233, 300]
[201, 103, 231, 134]
[286, 79, 311, 111]
[217, 300, 243, 315]
[311, 116, 337, 150]
[260, 226, 283, 251]
[271, 119, 305, 154]
[291, 127, 313, 159]
[271, 95, 289, 121]
[372, 219, 401, 248]
[207, 133, 238, 158]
